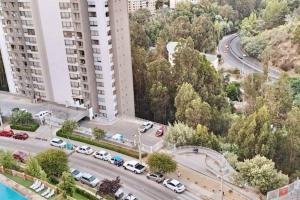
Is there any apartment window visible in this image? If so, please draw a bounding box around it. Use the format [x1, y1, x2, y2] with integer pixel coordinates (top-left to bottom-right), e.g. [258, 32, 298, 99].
[71, 89, 81, 95]
[98, 98, 105, 102]
[88, 12, 97, 17]
[19, 11, 32, 18]
[70, 74, 79, 80]
[99, 105, 106, 110]
[94, 57, 101, 62]
[95, 74, 103, 79]
[64, 39, 75, 46]
[89, 21, 97, 27]
[95, 65, 102, 71]
[91, 40, 99, 45]
[67, 57, 77, 63]
[59, 2, 70, 9]
[88, 1, 96, 7]
[90, 30, 98, 36]
[60, 12, 71, 19]
[68, 65, 77, 72]
[66, 48, 76, 54]
[72, 3, 79, 10]
[97, 90, 104, 95]
[83, 84, 88, 90]
[93, 48, 100, 54]
[62, 21, 72, 28]
[71, 82, 79, 88]
[82, 76, 88, 81]
[82, 68, 87, 73]
[96, 82, 104, 87]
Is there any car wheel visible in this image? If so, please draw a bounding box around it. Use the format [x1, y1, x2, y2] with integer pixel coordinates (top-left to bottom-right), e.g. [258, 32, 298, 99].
[123, 166, 126, 170]
[134, 170, 137, 174]
[146, 176, 150, 179]
[174, 189, 177, 193]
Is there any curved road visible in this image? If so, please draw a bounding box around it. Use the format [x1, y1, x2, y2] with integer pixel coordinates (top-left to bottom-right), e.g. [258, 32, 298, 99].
[218, 34, 280, 80]
[0, 137, 200, 200]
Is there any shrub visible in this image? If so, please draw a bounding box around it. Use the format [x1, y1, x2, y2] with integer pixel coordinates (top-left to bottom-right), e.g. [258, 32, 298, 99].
[10, 123, 39, 132]
[57, 130, 147, 159]
[75, 187, 99, 200]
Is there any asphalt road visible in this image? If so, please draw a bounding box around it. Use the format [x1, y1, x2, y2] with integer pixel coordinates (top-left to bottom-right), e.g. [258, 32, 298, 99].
[218, 34, 280, 80]
[0, 136, 200, 200]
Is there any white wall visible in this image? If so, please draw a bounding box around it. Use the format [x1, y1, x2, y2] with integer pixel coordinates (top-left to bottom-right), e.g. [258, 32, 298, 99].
[35, 0, 74, 105]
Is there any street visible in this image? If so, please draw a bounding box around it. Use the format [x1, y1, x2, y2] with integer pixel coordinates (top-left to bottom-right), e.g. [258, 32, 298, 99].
[0, 136, 200, 200]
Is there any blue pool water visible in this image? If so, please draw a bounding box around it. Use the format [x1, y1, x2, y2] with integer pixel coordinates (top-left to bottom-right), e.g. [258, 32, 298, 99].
[0, 182, 28, 200]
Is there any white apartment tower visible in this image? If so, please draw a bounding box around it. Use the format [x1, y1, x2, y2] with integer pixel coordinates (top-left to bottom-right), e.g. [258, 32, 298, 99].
[170, 0, 198, 9]
[128, 0, 156, 14]
[0, 0, 135, 121]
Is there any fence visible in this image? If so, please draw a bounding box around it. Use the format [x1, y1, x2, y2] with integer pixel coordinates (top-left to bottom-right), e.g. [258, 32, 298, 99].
[267, 179, 300, 200]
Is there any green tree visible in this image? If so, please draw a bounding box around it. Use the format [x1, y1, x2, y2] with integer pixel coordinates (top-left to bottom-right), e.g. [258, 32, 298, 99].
[292, 24, 300, 45]
[92, 128, 105, 141]
[147, 153, 177, 174]
[191, 16, 216, 52]
[263, 0, 289, 29]
[194, 124, 221, 151]
[225, 82, 241, 101]
[61, 120, 77, 136]
[164, 122, 195, 146]
[235, 0, 256, 19]
[235, 155, 288, 194]
[0, 150, 18, 170]
[10, 110, 34, 125]
[169, 16, 191, 40]
[25, 157, 47, 180]
[36, 149, 68, 177]
[58, 172, 76, 197]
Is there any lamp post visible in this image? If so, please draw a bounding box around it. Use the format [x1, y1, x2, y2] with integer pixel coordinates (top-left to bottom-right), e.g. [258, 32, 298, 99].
[134, 130, 142, 163]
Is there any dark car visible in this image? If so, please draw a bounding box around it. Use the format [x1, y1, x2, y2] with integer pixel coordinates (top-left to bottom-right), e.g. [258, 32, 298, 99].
[13, 132, 29, 140]
[110, 155, 124, 167]
[13, 151, 28, 163]
[146, 172, 165, 183]
[0, 130, 14, 137]
[155, 126, 165, 137]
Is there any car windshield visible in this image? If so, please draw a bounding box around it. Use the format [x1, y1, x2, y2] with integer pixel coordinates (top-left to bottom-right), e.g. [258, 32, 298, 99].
[72, 170, 80, 175]
[57, 140, 63, 144]
[89, 176, 96, 182]
[139, 125, 145, 129]
[104, 152, 108, 156]
[86, 147, 91, 150]
[176, 183, 183, 187]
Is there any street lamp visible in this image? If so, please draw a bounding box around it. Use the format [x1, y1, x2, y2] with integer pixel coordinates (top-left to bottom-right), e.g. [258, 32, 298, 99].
[134, 130, 142, 163]
[218, 165, 226, 200]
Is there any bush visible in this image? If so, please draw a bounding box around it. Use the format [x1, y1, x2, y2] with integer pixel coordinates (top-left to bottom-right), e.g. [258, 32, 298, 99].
[75, 187, 99, 200]
[57, 130, 147, 159]
[10, 123, 39, 132]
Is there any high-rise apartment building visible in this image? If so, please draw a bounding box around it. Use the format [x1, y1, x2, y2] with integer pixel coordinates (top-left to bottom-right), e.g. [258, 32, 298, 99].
[170, 0, 198, 9]
[0, 0, 135, 121]
[128, 0, 156, 14]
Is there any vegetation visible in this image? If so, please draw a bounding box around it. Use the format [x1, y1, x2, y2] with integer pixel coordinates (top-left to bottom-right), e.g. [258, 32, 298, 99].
[0, 150, 18, 170]
[74, 187, 99, 200]
[61, 120, 77, 136]
[10, 110, 39, 131]
[36, 149, 69, 178]
[58, 172, 76, 197]
[92, 127, 105, 141]
[25, 157, 47, 180]
[96, 177, 121, 197]
[147, 153, 177, 174]
[57, 129, 147, 159]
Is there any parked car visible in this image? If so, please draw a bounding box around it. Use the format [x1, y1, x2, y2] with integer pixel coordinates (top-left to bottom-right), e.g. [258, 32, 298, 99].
[110, 155, 124, 167]
[138, 121, 154, 133]
[155, 126, 165, 137]
[93, 150, 111, 161]
[123, 160, 146, 174]
[163, 179, 185, 193]
[146, 172, 165, 183]
[34, 111, 51, 118]
[76, 146, 93, 155]
[11, 108, 27, 113]
[125, 193, 138, 200]
[13, 132, 29, 140]
[13, 151, 28, 163]
[0, 129, 14, 137]
[50, 138, 66, 148]
[114, 188, 125, 199]
[80, 173, 99, 187]
[70, 168, 82, 181]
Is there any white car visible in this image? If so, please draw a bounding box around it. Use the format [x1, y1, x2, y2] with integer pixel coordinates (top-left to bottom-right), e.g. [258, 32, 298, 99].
[123, 160, 146, 174]
[125, 193, 138, 200]
[50, 138, 66, 148]
[93, 150, 111, 161]
[70, 168, 82, 181]
[138, 121, 154, 133]
[80, 173, 99, 187]
[35, 110, 51, 118]
[163, 179, 186, 193]
[76, 146, 93, 155]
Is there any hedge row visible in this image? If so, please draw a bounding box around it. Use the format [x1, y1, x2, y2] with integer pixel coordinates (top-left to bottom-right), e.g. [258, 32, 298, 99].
[57, 130, 147, 159]
[75, 187, 99, 200]
[11, 123, 39, 132]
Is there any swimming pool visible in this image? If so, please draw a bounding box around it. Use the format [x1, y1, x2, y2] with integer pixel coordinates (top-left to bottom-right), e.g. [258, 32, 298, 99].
[0, 182, 28, 200]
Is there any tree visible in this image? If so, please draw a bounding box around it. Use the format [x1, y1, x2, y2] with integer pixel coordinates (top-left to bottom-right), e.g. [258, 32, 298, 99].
[225, 82, 241, 101]
[36, 149, 68, 177]
[292, 24, 300, 45]
[147, 153, 177, 174]
[218, 4, 238, 21]
[191, 16, 216, 52]
[25, 157, 47, 180]
[61, 120, 77, 136]
[235, 155, 288, 194]
[194, 124, 221, 151]
[262, 0, 289, 29]
[92, 128, 105, 140]
[164, 122, 195, 146]
[96, 177, 121, 197]
[10, 110, 34, 125]
[169, 16, 191, 40]
[58, 172, 76, 197]
[235, 0, 256, 19]
[0, 150, 18, 170]
[223, 151, 238, 169]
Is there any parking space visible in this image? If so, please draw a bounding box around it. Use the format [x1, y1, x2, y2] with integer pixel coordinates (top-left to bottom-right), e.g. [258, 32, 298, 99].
[0, 92, 88, 121]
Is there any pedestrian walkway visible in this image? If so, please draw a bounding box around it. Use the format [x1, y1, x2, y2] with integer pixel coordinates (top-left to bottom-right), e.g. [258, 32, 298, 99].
[0, 174, 45, 200]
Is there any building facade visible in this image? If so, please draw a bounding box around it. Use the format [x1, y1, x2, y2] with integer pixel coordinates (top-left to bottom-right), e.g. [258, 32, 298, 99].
[128, 0, 156, 14]
[170, 0, 198, 9]
[0, 0, 135, 121]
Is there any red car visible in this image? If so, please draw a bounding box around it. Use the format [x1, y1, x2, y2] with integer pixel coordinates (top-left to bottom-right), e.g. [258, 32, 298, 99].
[13, 151, 28, 163]
[13, 132, 29, 140]
[0, 130, 14, 137]
[155, 126, 165, 137]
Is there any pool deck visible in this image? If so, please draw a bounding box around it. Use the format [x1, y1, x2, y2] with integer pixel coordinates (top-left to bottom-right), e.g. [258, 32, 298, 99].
[0, 174, 45, 200]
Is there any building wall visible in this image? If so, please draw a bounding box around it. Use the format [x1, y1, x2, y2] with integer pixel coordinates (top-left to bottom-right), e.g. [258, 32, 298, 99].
[128, 0, 156, 14]
[170, 0, 198, 9]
